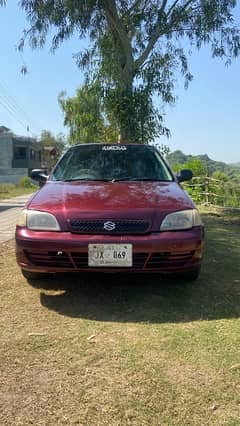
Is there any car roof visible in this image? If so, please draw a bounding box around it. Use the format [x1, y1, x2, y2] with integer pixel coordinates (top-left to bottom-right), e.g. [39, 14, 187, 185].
[68, 143, 157, 149]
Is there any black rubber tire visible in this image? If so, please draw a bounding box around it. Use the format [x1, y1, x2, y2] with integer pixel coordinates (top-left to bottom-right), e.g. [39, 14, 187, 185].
[176, 268, 201, 281]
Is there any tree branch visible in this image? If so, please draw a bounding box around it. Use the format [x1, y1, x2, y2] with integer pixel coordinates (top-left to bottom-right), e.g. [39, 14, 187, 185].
[102, 0, 134, 71]
[134, 0, 196, 70]
[159, 0, 168, 15]
[126, 0, 143, 17]
[133, 0, 171, 70]
[166, 0, 181, 18]
[166, 0, 197, 35]
[169, 0, 196, 16]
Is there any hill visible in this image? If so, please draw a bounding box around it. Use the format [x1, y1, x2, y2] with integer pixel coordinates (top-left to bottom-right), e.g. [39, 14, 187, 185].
[167, 150, 240, 176]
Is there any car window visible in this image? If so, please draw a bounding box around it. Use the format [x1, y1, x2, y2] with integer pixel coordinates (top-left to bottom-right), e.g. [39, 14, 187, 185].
[51, 145, 174, 182]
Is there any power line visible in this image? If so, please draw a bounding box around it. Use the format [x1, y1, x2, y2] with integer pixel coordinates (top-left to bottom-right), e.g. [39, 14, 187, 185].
[0, 80, 41, 134]
[0, 88, 38, 134]
[0, 81, 37, 128]
[0, 97, 28, 132]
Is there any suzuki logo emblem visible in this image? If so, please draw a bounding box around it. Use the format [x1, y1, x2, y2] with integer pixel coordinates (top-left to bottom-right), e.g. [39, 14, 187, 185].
[103, 221, 116, 231]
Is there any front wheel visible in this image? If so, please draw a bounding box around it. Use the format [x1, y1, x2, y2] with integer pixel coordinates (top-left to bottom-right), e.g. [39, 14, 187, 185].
[175, 268, 201, 281]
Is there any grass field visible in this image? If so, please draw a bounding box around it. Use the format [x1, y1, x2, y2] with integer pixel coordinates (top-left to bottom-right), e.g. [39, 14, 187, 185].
[0, 210, 240, 425]
[0, 183, 37, 200]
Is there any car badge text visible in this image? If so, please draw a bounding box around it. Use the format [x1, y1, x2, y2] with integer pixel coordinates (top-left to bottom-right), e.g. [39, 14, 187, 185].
[102, 145, 127, 151]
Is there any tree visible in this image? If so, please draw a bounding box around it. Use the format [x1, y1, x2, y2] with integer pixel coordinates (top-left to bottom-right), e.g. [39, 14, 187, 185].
[184, 158, 207, 177]
[4, 1, 240, 143]
[212, 170, 228, 182]
[59, 82, 169, 144]
[58, 83, 119, 144]
[40, 130, 66, 162]
[172, 158, 207, 203]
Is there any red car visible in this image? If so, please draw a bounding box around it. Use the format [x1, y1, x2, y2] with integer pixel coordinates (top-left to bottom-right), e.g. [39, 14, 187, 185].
[15, 143, 204, 280]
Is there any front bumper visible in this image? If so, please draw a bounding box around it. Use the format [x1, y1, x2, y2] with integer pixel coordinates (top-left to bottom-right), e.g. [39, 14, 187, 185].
[15, 226, 204, 274]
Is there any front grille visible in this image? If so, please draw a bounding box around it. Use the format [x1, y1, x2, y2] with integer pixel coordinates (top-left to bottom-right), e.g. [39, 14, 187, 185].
[71, 252, 149, 269]
[133, 253, 149, 268]
[71, 252, 193, 269]
[24, 250, 73, 269]
[69, 219, 150, 235]
[146, 251, 194, 269]
[24, 250, 194, 270]
[71, 253, 88, 268]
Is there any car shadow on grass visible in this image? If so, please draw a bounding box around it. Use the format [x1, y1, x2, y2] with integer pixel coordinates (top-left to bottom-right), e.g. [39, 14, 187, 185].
[30, 217, 240, 324]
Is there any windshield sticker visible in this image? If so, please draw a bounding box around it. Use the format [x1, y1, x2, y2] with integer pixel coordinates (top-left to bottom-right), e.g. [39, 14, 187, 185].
[102, 145, 127, 151]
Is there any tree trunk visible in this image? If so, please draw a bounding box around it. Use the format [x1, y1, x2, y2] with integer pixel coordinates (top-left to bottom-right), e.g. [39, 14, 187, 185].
[117, 75, 137, 144]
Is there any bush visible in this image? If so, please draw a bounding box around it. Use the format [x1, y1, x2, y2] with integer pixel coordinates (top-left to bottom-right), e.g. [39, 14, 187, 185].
[18, 176, 35, 188]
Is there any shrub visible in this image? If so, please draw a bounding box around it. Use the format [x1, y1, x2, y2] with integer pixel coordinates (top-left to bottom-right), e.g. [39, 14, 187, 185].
[18, 176, 35, 188]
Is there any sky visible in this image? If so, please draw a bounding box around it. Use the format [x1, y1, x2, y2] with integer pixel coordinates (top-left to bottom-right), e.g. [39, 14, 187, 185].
[0, 3, 240, 164]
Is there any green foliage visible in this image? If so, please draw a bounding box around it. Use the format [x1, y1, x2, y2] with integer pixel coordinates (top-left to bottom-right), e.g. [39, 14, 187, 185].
[11, 1, 240, 143]
[155, 143, 171, 157]
[104, 86, 170, 143]
[168, 150, 188, 166]
[182, 176, 240, 209]
[58, 84, 119, 144]
[0, 183, 36, 200]
[171, 153, 240, 208]
[40, 130, 66, 159]
[171, 158, 207, 175]
[168, 150, 240, 177]
[18, 176, 34, 188]
[59, 81, 172, 144]
[183, 158, 207, 177]
[212, 171, 228, 182]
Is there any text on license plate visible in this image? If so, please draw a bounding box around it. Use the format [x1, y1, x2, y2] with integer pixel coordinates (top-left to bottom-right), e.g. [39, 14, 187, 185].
[88, 244, 132, 267]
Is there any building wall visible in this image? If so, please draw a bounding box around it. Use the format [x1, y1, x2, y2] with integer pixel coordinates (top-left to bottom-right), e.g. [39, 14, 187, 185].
[0, 130, 43, 183]
[12, 137, 43, 170]
[0, 133, 13, 168]
[0, 168, 28, 184]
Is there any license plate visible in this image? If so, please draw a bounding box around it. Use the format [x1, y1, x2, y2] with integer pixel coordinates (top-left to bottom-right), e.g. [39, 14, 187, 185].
[88, 244, 132, 267]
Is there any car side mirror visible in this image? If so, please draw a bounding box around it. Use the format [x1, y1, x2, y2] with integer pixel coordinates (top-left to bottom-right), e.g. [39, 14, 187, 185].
[177, 169, 193, 183]
[31, 169, 48, 187]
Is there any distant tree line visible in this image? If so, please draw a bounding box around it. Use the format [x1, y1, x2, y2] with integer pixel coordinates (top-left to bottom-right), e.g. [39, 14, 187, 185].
[168, 154, 240, 208]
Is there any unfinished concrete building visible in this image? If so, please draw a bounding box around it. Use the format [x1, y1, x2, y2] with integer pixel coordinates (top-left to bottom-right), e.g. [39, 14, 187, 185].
[0, 126, 43, 183]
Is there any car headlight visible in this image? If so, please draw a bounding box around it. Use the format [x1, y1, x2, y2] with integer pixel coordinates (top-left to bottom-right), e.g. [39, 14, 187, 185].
[17, 209, 60, 231]
[160, 209, 202, 231]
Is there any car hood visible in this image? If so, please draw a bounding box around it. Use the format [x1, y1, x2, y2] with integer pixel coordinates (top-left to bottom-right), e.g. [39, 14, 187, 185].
[28, 181, 195, 230]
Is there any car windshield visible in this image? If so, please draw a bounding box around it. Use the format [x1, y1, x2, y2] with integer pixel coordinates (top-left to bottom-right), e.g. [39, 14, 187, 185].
[51, 145, 174, 182]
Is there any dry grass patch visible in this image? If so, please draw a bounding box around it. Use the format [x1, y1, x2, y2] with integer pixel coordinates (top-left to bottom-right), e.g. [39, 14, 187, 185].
[0, 184, 36, 200]
[0, 212, 240, 425]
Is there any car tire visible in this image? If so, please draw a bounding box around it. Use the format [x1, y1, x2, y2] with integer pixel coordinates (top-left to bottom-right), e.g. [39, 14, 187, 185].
[176, 268, 201, 281]
[21, 269, 52, 281]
